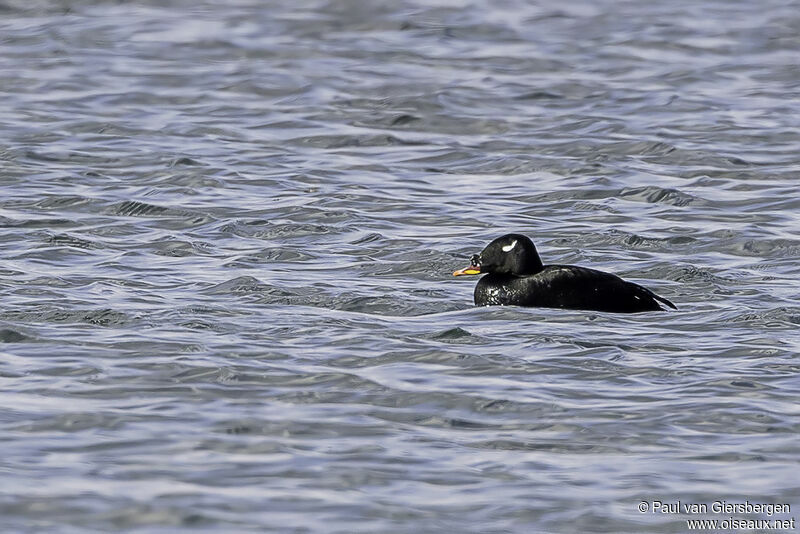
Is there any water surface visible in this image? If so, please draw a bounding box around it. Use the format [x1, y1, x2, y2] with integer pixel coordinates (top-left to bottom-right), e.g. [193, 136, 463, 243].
[1, 1, 799, 532]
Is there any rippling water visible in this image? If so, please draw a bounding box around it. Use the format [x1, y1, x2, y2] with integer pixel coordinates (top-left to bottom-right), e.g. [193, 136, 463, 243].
[2, 1, 799, 532]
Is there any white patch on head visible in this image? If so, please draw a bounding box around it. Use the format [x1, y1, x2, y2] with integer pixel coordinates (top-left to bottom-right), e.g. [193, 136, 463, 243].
[501, 240, 518, 253]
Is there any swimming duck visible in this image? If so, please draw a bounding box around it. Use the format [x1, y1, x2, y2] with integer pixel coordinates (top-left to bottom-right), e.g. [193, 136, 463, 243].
[453, 234, 676, 313]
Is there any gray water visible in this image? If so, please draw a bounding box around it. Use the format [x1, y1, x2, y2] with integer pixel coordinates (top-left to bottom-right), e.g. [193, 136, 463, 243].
[2, 1, 799, 532]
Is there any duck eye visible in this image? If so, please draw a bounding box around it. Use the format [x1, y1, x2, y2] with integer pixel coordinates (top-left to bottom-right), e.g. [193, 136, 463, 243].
[470, 254, 480, 266]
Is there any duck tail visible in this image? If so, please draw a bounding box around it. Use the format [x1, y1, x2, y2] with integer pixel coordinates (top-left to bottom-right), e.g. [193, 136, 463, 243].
[654, 293, 677, 310]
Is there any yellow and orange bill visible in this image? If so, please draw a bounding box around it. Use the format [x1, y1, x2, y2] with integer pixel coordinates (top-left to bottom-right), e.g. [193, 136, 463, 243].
[453, 265, 481, 276]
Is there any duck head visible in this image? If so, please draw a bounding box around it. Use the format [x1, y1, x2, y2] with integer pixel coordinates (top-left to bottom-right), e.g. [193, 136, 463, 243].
[453, 234, 544, 277]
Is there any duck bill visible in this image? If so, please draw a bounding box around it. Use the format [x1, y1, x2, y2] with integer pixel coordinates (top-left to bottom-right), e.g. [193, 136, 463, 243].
[453, 265, 481, 276]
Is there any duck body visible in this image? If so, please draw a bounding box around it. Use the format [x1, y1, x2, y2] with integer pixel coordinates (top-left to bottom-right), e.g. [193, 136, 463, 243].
[455, 234, 676, 314]
[475, 265, 673, 312]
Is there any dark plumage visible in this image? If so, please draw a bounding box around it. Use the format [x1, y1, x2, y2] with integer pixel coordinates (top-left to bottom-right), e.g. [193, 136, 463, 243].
[453, 234, 676, 313]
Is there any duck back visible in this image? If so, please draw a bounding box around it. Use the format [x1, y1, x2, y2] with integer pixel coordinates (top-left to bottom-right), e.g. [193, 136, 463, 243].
[474, 265, 675, 313]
